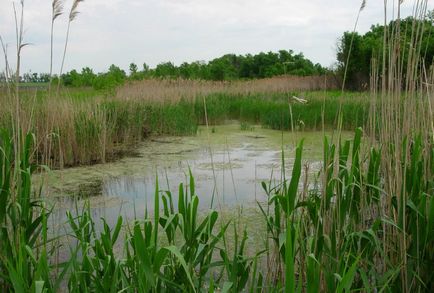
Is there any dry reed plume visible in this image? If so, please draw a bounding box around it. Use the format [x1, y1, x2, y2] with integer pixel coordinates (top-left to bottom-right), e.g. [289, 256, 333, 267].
[57, 0, 85, 95]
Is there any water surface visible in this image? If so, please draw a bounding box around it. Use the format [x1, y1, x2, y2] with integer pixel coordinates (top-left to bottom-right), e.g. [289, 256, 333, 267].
[37, 124, 348, 227]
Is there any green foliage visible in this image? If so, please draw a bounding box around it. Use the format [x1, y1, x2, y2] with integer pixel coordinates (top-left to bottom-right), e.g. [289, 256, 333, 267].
[0, 89, 368, 167]
[154, 62, 179, 78]
[129, 63, 138, 75]
[62, 64, 127, 91]
[60, 99, 198, 165]
[337, 15, 434, 89]
[196, 92, 368, 131]
[149, 50, 326, 81]
[0, 131, 68, 292]
[2, 126, 434, 291]
[36, 168, 250, 291]
[258, 129, 434, 292]
[58, 49, 327, 90]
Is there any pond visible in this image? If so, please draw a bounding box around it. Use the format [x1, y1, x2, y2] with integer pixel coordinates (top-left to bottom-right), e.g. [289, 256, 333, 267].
[36, 123, 349, 228]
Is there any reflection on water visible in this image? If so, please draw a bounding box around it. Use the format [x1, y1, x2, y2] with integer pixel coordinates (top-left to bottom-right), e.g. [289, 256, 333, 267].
[41, 125, 341, 229]
[51, 143, 287, 228]
[105, 144, 282, 206]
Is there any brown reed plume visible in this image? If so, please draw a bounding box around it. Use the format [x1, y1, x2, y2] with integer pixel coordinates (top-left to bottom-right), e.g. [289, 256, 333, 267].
[49, 0, 64, 92]
[57, 0, 85, 95]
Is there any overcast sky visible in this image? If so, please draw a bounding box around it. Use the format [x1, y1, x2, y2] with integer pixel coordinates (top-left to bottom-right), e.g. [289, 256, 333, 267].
[0, 0, 431, 74]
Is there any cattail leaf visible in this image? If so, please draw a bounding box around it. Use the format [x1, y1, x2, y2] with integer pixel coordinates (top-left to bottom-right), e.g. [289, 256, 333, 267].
[164, 245, 195, 291]
[111, 216, 123, 245]
[221, 282, 233, 293]
[189, 168, 195, 198]
[287, 139, 304, 214]
[336, 256, 360, 292]
[5, 259, 26, 292]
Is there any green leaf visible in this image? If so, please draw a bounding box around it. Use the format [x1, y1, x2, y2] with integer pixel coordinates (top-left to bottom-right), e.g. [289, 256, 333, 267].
[34, 280, 45, 293]
[164, 245, 195, 291]
[221, 281, 233, 293]
[287, 139, 304, 214]
[336, 256, 360, 293]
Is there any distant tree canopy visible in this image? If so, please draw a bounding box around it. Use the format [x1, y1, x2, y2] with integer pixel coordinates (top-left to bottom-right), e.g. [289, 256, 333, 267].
[11, 14, 434, 92]
[175, 50, 326, 80]
[337, 15, 434, 90]
[53, 49, 327, 90]
[20, 72, 50, 83]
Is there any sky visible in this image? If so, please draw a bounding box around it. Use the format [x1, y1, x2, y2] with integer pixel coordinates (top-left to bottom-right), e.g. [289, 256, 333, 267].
[0, 0, 431, 74]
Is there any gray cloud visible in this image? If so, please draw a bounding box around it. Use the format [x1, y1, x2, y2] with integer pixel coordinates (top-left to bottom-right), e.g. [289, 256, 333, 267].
[0, 0, 431, 73]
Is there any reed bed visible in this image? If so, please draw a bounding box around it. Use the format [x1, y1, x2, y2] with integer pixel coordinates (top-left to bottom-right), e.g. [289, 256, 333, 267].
[1, 0, 433, 291]
[115, 75, 339, 103]
[1, 118, 433, 291]
[0, 79, 364, 168]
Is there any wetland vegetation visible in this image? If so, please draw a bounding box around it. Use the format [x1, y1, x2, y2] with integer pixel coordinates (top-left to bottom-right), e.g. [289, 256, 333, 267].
[0, 84, 368, 167]
[1, 0, 434, 292]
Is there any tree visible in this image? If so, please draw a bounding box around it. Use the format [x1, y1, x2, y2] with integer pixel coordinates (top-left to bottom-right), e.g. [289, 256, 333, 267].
[155, 62, 178, 78]
[108, 64, 126, 82]
[143, 63, 150, 73]
[208, 55, 238, 80]
[61, 69, 81, 86]
[129, 63, 138, 76]
[337, 15, 434, 90]
[81, 67, 96, 87]
[39, 73, 50, 83]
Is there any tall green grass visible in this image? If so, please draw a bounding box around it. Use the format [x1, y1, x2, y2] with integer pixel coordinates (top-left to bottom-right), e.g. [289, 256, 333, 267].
[2, 125, 433, 291]
[195, 92, 369, 131]
[0, 89, 368, 168]
[1, 0, 433, 291]
[0, 131, 69, 292]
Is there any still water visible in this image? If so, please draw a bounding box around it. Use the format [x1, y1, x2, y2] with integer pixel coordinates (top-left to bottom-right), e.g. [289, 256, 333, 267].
[37, 124, 346, 227]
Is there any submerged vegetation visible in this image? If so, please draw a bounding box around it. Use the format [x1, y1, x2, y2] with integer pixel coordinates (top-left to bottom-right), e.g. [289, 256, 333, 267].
[1, 0, 434, 292]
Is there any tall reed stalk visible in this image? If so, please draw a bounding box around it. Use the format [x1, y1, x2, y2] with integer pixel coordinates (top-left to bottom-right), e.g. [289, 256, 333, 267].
[57, 0, 84, 96]
[371, 1, 434, 291]
[49, 0, 64, 94]
[1, 0, 433, 292]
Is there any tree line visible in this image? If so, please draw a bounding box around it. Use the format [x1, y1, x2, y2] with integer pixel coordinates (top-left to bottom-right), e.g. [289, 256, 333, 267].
[3, 13, 433, 91]
[57, 49, 326, 90]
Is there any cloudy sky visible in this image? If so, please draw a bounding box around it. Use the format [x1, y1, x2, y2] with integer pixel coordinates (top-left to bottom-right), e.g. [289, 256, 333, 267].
[0, 0, 431, 74]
